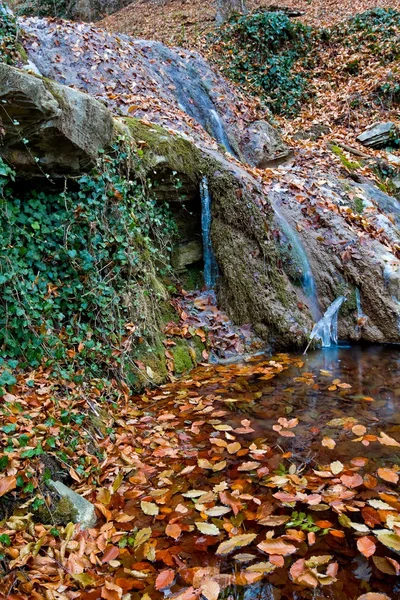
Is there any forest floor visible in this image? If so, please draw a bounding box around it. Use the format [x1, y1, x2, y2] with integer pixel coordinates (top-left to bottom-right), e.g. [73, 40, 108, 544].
[0, 2, 400, 600]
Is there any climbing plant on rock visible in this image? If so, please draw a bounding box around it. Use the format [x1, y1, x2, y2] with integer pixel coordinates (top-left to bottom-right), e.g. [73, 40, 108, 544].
[0, 140, 176, 375]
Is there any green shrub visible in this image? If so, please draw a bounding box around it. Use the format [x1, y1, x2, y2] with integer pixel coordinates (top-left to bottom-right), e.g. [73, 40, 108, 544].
[212, 10, 313, 115]
[0, 141, 176, 376]
[15, 0, 77, 19]
[0, 3, 19, 64]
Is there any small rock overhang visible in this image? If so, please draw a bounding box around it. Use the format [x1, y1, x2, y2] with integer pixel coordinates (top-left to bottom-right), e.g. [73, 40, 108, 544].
[0, 63, 114, 177]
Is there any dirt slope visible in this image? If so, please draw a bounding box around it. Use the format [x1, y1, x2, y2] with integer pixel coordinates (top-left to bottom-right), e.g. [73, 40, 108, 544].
[101, 0, 400, 47]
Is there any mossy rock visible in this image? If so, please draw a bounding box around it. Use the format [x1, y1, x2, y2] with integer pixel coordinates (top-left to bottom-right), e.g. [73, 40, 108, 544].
[123, 117, 204, 181]
[171, 339, 195, 374]
[34, 496, 78, 526]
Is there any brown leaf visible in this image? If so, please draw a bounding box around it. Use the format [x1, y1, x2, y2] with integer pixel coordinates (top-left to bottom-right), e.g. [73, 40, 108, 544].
[101, 545, 120, 564]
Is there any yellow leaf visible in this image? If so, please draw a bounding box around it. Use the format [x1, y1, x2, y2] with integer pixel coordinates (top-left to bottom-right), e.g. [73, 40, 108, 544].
[141, 501, 159, 516]
[216, 533, 257, 556]
[195, 522, 220, 536]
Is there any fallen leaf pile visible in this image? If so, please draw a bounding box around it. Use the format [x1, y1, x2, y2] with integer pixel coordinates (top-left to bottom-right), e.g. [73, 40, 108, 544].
[0, 345, 399, 599]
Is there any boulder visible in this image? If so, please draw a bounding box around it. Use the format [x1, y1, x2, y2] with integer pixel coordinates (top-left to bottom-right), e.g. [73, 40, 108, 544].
[0, 63, 113, 176]
[357, 121, 398, 149]
[48, 480, 97, 529]
[240, 120, 293, 168]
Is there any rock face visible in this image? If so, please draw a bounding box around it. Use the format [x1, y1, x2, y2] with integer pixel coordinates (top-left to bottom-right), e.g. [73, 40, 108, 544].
[19, 17, 289, 167]
[357, 122, 398, 149]
[0, 63, 113, 176]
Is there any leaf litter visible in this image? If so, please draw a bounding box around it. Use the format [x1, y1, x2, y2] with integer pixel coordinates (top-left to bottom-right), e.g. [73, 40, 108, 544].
[0, 345, 399, 598]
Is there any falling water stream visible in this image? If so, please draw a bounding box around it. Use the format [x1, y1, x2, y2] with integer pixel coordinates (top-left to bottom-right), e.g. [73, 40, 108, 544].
[273, 206, 321, 321]
[200, 176, 219, 289]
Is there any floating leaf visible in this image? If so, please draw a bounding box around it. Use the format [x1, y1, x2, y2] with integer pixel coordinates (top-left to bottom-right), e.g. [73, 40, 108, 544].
[378, 432, 400, 447]
[375, 530, 400, 552]
[195, 522, 220, 536]
[200, 579, 220, 600]
[257, 538, 297, 556]
[216, 533, 257, 556]
[204, 506, 231, 517]
[357, 594, 392, 600]
[357, 536, 376, 558]
[330, 461, 344, 474]
[377, 467, 399, 484]
[322, 436, 336, 449]
[166, 523, 182, 540]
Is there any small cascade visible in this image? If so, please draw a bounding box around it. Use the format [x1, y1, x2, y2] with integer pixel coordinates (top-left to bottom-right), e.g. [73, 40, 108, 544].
[355, 288, 368, 330]
[273, 206, 320, 321]
[305, 296, 346, 352]
[208, 109, 235, 154]
[200, 176, 218, 289]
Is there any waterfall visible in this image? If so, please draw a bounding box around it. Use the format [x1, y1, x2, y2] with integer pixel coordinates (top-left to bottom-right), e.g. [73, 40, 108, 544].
[273, 207, 320, 321]
[200, 176, 218, 289]
[306, 296, 346, 350]
[208, 109, 235, 155]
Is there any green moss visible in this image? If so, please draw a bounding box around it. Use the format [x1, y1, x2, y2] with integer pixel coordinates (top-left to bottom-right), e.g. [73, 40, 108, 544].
[34, 496, 77, 525]
[335, 282, 357, 314]
[353, 197, 365, 214]
[128, 339, 169, 388]
[171, 340, 194, 374]
[331, 145, 361, 171]
[123, 117, 203, 181]
[190, 334, 206, 361]
[180, 265, 204, 291]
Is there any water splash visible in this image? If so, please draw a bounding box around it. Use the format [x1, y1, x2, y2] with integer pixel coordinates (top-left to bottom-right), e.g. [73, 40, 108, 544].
[305, 296, 346, 352]
[273, 206, 320, 320]
[200, 176, 218, 289]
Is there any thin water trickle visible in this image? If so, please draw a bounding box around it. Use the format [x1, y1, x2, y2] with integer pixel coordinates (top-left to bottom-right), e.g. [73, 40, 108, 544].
[307, 295, 346, 349]
[273, 206, 320, 321]
[200, 176, 219, 289]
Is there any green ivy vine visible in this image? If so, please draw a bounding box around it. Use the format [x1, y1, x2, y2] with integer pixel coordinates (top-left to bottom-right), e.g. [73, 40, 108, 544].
[0, 140, 176, 378]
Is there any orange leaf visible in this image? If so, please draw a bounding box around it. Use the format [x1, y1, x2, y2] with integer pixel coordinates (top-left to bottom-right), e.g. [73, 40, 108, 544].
[321, 436, 336, 449]
[356, 536, 376, 558]
[363, 474, 378, 489]
[0, 476, 16, 497]
[166, 523, 182, 540]
[257, 538, 297, 556]
[377, 468, 399, 484]
[155, 569, 175, 591]
[340, 473, 363, 488]
[329, 529, 345, 538]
